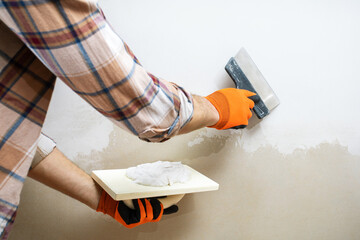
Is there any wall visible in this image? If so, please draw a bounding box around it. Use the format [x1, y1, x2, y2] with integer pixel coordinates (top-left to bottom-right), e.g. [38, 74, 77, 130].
[9, 0, 360, 239]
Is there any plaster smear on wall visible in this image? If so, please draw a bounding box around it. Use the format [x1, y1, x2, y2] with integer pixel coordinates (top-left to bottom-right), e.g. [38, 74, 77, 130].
[187, 125, 359, 157]
[10, 130, 360, 240]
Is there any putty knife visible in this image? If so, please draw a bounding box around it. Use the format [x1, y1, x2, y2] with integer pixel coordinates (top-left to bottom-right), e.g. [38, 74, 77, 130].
[225, 48, 279, 125]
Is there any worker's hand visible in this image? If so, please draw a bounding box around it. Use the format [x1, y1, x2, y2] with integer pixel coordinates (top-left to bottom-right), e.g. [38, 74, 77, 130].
[96, 191, 178, 228]
[205, 88, 256, 129]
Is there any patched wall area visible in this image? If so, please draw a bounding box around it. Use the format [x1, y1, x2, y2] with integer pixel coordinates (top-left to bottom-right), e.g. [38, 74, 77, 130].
[9, 0, 360, 239]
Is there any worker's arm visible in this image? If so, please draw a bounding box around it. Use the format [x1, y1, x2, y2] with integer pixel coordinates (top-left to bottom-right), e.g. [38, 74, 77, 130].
[178, 95, 219, 134]
[1, 1, 254, 144]
[28, 147, 102, 210]
[28, 141, 179, 228]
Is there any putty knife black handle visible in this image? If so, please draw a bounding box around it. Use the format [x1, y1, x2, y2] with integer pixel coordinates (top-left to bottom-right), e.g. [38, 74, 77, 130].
[225, 57, 269, 119]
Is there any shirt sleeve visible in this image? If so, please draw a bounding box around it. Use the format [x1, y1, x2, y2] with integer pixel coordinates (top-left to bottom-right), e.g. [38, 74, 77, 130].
[135, 80, 194, 142]
[31, 133, 56, 169]
[0, 0, 194, 142]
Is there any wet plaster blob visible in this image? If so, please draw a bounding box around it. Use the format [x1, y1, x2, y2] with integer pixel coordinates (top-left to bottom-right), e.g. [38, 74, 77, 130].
[126, 161, 191, 187]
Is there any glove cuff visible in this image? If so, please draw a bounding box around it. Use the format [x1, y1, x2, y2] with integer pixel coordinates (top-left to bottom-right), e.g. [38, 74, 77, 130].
[205, 91, 229, 130]
[96, 190, 117, 218]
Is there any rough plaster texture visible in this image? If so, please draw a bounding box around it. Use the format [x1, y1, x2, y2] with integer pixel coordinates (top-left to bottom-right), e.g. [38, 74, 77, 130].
[9, 0, 360, 239]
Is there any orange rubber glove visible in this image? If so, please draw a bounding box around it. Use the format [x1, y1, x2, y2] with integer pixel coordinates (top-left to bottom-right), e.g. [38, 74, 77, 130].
[205, 88, 256, 130]
[96, 191, 164, 228]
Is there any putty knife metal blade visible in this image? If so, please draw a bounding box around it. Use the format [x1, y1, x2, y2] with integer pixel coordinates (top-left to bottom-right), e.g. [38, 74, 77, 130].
[225, 48, 280, 119]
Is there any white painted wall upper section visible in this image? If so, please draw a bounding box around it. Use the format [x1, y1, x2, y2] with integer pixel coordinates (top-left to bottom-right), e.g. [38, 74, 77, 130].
[97, 0, 360, 154]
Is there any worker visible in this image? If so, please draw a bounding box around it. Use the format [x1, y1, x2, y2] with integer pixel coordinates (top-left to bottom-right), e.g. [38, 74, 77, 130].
[0, 0, 255, 238]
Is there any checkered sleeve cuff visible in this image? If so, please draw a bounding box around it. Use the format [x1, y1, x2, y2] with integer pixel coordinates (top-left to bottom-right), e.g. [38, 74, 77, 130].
[137, 82, 194, 142]
[31, 133, 56, 168]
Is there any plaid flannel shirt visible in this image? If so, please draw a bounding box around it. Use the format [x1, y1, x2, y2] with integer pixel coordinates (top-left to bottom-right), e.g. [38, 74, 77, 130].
[0, 0, 193, 238]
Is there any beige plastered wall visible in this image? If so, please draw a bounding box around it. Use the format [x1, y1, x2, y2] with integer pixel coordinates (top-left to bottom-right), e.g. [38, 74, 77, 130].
[9, 0, 360, 239]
